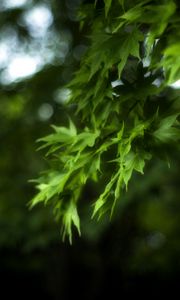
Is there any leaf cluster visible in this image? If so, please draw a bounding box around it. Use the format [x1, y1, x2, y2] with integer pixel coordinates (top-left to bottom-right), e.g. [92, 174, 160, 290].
[31, 0, 180, 242]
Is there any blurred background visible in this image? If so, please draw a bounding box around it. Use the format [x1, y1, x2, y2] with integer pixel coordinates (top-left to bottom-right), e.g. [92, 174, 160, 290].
[0, 0, 180, 298]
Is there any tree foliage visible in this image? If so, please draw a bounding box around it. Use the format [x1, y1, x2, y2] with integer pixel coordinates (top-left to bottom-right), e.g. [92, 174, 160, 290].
[31, 0, 180, 243]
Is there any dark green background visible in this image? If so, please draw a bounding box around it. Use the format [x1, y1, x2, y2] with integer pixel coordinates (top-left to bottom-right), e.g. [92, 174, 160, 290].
[0, 0, 180, 298]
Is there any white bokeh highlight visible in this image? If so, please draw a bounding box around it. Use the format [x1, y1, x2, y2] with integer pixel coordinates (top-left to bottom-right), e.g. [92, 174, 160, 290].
[0, 0, 30, 10]
[7, 56, 40, 80]
[0, 4, 71, 85]
[38, 103, 54, 121]
[22, 5, 53, 38]
[170, 79, 180, 89]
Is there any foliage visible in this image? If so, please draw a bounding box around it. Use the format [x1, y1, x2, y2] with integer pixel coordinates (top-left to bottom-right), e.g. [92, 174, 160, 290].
[31, 0, 180, 242]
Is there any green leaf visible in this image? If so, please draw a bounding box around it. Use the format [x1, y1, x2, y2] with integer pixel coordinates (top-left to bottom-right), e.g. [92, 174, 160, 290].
[30, 172, 68, 207]
[153, 114, 180, 142]
[92, 172, 118, 219]
[38, 119, 77, 150]
[104, 0, 112, 17]
[162, 43, 180, 83]
[62, 200, 81, 244]
[117, 28, 143, 77]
